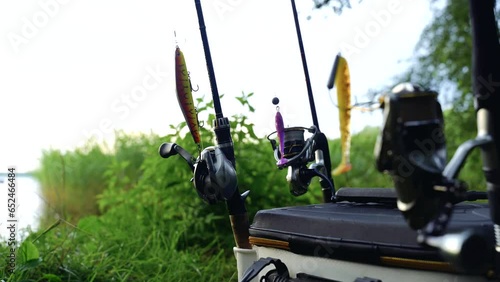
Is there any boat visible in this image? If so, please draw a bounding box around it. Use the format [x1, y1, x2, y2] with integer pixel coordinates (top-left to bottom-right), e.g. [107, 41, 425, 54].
[160, 0, 500, 281]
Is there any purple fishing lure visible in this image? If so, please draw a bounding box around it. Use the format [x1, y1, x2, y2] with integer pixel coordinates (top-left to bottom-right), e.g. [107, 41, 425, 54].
[275, 109, 288, 166]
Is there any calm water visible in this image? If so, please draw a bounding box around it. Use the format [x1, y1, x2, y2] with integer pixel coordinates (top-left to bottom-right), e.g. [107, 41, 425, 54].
[0, 175, 44, 240]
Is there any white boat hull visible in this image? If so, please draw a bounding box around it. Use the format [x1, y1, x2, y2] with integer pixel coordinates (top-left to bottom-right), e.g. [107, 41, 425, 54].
[235, 246, 491, 282]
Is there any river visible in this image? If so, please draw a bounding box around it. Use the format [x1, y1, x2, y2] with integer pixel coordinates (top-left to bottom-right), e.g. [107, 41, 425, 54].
[1, 175, 44, 240]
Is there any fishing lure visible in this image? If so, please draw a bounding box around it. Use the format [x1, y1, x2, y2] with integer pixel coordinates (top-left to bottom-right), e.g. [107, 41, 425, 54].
[175, 45, 201, 148]
[331, 54, 352, 176]
[275, 106, 287, 166]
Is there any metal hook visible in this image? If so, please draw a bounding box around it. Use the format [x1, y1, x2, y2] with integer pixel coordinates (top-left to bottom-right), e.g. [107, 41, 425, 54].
[191, 82, 199, 92]
[188, 71, 199, 92]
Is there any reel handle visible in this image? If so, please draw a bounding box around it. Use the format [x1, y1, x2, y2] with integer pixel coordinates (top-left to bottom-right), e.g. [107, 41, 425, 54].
[159, 142, 195, 171]
[422, 229, 491, 274]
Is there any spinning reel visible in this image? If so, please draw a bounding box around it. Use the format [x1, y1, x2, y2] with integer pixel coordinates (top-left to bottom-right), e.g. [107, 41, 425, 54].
[267, 126, 317, 169]
[375, 82, 491, 273]
[375, 82, 450, 229]
[267, 98, 334, 197]
[159, 141, 238, 205]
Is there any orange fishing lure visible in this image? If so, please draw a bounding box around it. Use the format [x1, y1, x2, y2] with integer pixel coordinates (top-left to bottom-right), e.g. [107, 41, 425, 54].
[175, 46, 201, 146]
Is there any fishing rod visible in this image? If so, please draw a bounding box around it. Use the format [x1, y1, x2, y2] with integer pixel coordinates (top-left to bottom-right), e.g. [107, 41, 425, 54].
[266, 0, 335, 202]
[159, 0, 251, 250]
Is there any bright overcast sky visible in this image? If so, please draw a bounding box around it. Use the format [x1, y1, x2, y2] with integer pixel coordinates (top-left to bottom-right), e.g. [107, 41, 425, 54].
[0, 0, 432, 172]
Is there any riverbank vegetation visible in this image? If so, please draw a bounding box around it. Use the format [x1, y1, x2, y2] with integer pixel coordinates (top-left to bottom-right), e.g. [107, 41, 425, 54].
[0, 93, 486, 281]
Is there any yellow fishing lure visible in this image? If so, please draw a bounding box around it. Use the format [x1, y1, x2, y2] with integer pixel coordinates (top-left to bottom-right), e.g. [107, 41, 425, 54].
[175, 46, 201, 147]
[331, 54, 352, 176]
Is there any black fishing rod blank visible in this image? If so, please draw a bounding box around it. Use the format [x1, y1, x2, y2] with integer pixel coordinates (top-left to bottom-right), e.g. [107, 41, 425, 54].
[193, 0, 236, 184]
[290, 0, 320, 130]
[194, 0, 223, 119]
[469, 0, 500, 275]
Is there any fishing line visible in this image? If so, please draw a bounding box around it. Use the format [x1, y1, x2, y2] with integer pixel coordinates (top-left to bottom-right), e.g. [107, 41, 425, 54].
[328, 88, 381, 113]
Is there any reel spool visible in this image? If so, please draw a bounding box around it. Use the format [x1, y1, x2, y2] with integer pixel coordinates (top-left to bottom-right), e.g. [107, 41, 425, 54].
[267, 126, 317, 169]
[281, 127, 306, 159]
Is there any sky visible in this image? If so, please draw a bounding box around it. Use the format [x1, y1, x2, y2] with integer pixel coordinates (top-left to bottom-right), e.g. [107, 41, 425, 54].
[0, 0, 433, 173]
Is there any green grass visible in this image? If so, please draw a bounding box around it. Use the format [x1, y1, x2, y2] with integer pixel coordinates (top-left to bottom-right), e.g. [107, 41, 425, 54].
[0, 217, 237, 281]
[33, 131, 158, 226]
